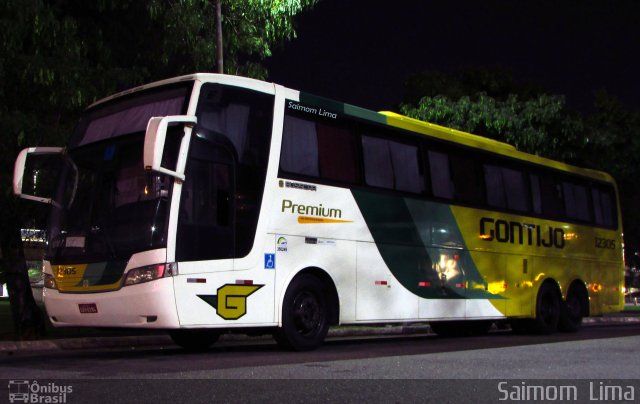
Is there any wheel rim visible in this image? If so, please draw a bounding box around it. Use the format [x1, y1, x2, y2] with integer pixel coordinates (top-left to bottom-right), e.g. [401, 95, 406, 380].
[566, 293, 582, 320]
[540, 291, 559, 326]
[292, 290, 324, 336]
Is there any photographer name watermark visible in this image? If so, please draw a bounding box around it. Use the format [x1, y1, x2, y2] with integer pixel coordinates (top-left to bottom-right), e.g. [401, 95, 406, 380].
[8, 380, 73, 403]
[498, 381, 635, 401]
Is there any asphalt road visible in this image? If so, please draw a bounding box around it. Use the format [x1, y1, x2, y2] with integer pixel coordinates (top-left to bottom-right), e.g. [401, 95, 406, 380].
[1, 324, 639, 403]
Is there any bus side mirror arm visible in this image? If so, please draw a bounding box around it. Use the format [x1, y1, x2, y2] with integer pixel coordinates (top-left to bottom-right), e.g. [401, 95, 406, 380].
[143, 115, 197, 181]
[13, 147, 65, 207]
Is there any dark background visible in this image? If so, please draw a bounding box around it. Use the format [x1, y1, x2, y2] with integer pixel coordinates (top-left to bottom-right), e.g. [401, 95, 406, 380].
[268, 0, 640, 112]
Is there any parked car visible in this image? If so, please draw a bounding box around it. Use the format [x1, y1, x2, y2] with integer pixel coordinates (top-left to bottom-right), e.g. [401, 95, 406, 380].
[625, 289, 640, 305]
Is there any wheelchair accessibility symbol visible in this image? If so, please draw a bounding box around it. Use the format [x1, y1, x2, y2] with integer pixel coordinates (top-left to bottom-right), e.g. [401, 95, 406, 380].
[264, 253, 275, 269]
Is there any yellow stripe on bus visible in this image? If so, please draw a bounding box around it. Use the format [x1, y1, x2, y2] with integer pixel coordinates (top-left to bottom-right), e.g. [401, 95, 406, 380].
[297, 216, 353, 224]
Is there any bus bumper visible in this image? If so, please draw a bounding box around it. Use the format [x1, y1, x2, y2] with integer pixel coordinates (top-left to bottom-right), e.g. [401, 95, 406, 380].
[43, 277, 179, 328]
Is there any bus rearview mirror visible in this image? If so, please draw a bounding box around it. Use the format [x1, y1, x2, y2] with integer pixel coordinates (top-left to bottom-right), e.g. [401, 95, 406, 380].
[13, 147, 65, 206]
[143, 115, 197, 181]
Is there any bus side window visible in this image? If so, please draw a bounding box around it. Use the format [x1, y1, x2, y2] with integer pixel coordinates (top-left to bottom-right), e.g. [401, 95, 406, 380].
[530, 174, 542, 214]
[484, 164, 506, 208]
[362, 136, 394, 189]
[592, 187, 616, 227]
[361, 135, 422, 193]
[503, 168, 529, 212]
[428, 150, 454, 199]
[563, 181, 591, 222]
[317, 123, 359, 183]
[450, 154, 483, 205]
[280, 115, 319, 177]
[485, 164, 530, 212]
[538, 175, 564, 219]
[389, 141, 422, 193]
[280, 114, 361, 185]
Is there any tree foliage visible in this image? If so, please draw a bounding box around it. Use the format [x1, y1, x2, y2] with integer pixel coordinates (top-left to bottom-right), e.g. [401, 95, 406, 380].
[400, 92, 585, 162]
[403, 68, 544, 106]
[0, 0, 315, 339]
[147, 0, 318, 78]
[584, 92, 640, 251]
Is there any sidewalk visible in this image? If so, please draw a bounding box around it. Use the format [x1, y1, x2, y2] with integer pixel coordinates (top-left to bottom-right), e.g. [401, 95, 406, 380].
[1, 305, 639, 354]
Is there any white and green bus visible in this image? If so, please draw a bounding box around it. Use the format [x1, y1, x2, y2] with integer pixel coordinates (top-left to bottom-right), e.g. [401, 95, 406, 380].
[13, 74, 624, 350]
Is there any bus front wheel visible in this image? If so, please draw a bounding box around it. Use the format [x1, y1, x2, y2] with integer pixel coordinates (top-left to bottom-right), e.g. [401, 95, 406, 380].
[274, 274, 329, 351]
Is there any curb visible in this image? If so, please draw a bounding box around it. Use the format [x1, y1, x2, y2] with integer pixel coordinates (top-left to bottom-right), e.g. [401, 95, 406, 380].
[583, 315, 640, 324]
[1, 316, 638, 354]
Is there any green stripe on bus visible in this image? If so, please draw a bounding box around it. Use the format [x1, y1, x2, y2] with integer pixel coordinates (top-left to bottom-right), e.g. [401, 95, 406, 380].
[352, 189, 505, 300]
[78, 260, 127, 286]
[299, 92, 386, 124]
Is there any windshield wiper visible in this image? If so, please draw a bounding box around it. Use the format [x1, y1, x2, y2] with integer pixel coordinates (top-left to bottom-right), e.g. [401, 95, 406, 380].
[91, 225, 117, 259]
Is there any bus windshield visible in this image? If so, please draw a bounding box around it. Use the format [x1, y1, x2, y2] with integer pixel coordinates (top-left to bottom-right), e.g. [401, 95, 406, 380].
[46, 84, 192, 263]
[47, 135, 172, 263]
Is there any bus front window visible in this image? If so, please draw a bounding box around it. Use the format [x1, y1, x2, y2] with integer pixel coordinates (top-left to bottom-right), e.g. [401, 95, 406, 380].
[46, 83, 192, 264]
[47, 135, 173, 263]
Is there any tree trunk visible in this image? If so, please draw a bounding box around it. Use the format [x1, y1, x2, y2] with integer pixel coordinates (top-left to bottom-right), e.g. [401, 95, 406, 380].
[1, 201, 46, 340]
[215, 0, 223, 73]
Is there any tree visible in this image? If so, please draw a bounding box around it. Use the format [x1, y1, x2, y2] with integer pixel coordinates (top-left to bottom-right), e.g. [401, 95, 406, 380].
[400, 91, 585, 162]
[219, 0, 318, 77]
[0, 0, 316, 339]
[402, 68, 544, 106]
[583, 92, 640, 252]
[1, 0, 89, 340]
[147, 0, 318, 78]
[214, 0, 223, 73]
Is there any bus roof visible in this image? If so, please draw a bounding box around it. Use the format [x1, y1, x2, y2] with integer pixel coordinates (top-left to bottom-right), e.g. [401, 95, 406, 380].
[86, 73, 615, 184]
[296, 90, 614, 183]
[379, 110, 518, 153]
[87, 73, 275, 109]
[377, 110, 613, 183]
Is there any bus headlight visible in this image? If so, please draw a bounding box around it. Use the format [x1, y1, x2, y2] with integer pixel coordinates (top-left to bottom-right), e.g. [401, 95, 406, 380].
[44, 273, 58, 290]
[124, 263, 178, 286]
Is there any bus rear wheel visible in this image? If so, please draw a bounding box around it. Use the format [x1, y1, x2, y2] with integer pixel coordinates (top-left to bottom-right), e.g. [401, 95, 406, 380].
[558, 285, 587, 332]
[169, 329, 220, 351]
[531, 282, 561, 334]
[274, 274, 329, 351]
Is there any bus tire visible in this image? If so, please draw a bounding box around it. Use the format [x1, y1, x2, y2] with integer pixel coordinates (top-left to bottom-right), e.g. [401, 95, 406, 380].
[169, 329, 219, 351]
[531, 282, 561, 334]
[274, 274, 329, 351]
[558, 284, 587, 332]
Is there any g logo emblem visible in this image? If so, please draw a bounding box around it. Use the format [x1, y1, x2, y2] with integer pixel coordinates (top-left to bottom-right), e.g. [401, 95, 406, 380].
[198, 284, 263, 320]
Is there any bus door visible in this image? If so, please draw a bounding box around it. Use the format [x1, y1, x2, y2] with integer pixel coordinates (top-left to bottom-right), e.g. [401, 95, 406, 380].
[171, 83, 276, 326]
[172, 134, 239, 325]
[175, 134, 236, 263]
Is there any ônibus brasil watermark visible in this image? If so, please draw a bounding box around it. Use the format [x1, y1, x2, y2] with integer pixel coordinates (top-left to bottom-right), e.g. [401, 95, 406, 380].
[8, 380, 73, 403]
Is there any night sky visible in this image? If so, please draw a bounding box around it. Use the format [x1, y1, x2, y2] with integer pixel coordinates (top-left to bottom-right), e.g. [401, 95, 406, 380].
[267, 0, 640, 113]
